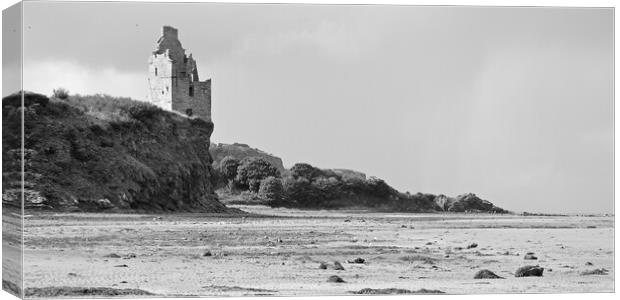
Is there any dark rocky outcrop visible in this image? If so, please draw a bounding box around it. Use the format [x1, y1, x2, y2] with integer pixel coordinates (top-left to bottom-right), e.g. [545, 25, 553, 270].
[347, 257, 365, 264]
[2, 92, 233, 213]
[474, 269, 504, 279]
[581, 268, 609, 275]
[327, 275, 345, 283]
[515, 265, 544, 277]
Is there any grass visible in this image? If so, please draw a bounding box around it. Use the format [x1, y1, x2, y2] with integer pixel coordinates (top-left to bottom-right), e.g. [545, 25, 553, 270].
[57, 93, 154, 122]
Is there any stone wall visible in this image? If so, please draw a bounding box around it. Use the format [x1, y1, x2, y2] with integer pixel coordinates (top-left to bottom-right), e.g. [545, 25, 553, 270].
[147, 51, 173, 110]
[147, 26, 211, 122]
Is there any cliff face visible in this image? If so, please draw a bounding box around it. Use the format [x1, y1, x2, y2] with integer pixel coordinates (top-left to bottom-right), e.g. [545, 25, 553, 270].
[2, 92, 230, 212]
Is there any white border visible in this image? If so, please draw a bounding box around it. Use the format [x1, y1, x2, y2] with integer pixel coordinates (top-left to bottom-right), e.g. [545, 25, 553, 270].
[0, 1, 616, 300]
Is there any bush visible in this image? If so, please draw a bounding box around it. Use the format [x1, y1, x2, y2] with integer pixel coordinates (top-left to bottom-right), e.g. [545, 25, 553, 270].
[126, 103, 162, 121]
[280, 176, 325, 208]
[235, 157, 280, 191]
[218, 156, 240, 181]
[258, 176, 283, 202]
[365, 176, 394, 198]
[290, 163, 323, 181]
[273, 162, 406, 209]
[248, 179, 262, 193]
[52, 88, 69, 100]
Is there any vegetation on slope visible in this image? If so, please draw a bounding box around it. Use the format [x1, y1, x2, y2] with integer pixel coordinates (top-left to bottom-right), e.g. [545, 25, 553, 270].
[2, 91, 231, 212]
[214, 157, 508, 213]
[210, 142, 286, 173]
[2, 90, 506, 213]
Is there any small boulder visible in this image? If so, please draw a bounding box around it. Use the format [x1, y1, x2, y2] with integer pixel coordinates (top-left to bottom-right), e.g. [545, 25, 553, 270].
[333, 261, 345, 270]
[581, 268, 609, 275]
[524, 253, 538, 260]
[467, 243, 478, 249]
[327, 275, 345, 283]
[318, 262, 328, 270]
[103, 253, 121, 258]
[347, 258, 365, 264]
[585, 262, 593, 266]
[474, 269, 504, 279]
[202, 251, 212, 257]
[96, 198, 114, 209]
[515, 265, 544, 277]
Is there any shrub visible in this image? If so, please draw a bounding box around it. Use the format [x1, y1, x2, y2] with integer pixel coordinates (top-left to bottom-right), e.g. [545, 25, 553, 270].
[126, 103, 162, 121]
[290, 163, 323, 181]
[258, 176, 283, 202]
[248, 178, 262, 193]
[218, 156, 240, 181]
[365, 176, 394, 198]
[235, 157, 280, 191]
[280, 176, 325, 208]
[52, 88, 69, 99]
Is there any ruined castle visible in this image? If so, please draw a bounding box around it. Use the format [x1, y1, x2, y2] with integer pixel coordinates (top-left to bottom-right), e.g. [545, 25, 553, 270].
[148, 26, 211, 121]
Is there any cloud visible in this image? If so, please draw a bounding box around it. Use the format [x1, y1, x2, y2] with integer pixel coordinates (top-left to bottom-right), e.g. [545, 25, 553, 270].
[23, 60, 148, 100]
[230, 8, 397, 64]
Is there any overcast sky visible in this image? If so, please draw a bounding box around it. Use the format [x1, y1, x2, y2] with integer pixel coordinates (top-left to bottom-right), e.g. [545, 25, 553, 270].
[13, 2, 613, 213]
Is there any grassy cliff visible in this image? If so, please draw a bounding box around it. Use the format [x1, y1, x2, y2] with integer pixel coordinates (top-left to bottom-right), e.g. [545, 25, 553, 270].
[2, 92, 231, 212]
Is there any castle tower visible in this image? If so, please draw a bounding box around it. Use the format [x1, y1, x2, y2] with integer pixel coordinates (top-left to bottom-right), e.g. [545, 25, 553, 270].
[148, 26, 211, 122]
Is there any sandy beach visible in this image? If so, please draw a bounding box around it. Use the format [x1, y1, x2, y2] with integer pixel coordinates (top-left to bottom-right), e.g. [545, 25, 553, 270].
[13, 205, 614, 297]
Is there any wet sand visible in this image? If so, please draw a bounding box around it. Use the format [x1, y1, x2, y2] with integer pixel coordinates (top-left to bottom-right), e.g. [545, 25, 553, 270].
[20, 206, 614, 296]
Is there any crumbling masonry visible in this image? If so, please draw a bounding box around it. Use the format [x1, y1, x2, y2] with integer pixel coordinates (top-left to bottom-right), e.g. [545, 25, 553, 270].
[148, 26, 211, 121]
